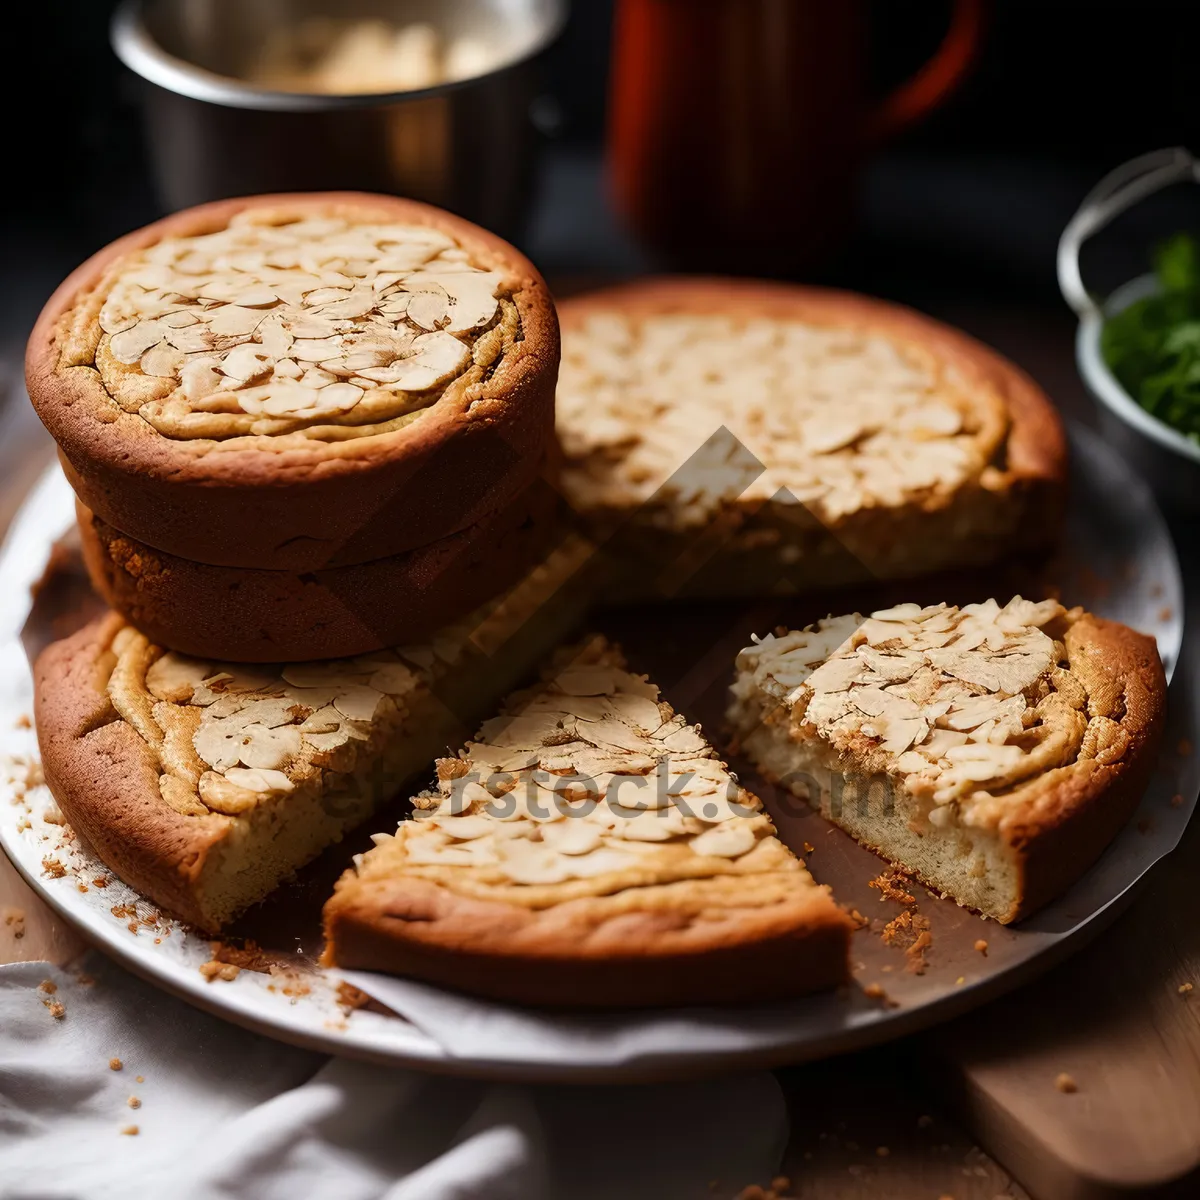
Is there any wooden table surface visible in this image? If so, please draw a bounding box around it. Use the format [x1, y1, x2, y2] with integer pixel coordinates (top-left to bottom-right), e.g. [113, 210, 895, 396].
[2, 317, 1198, 1200]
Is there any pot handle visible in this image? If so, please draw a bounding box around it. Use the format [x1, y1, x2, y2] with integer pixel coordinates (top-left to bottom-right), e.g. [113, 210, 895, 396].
[1057, 146, 1200, 318]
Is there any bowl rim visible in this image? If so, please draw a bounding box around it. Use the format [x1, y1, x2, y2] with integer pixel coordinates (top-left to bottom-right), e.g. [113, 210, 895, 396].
[1076, 272, 1200, 467]
[110, 0, 568, 112]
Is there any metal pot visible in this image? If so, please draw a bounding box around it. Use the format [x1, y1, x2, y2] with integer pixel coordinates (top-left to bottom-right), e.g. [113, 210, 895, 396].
[111, 0, 565, 240]
[1058, 146, 1200, 513]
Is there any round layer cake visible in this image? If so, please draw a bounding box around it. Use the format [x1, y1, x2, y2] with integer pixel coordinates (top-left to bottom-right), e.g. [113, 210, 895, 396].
[28, 193, 559, 570]
[556, 279, 1068, 598]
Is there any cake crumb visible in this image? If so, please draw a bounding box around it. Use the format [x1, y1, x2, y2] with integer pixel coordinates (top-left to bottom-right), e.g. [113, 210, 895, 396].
[3, 908, 26, 939]
[974, 939, 989, 955]
[336, 981, 372, 1013]
[869, 869, 916, 906]
[906, 928, 933, 973]
[769, 1178, 791, 1194]
[863, 982, 886, 999]
[110, 1058, 123, 1071]
[1160, 606, 1174, 622]
[1179, 982, 1193, 995]
[93, 875, 110, 888]
[882, 909, 933, 973]
[13, 714, 31, 730]
[1054, 1073, 1078, 1093]
[955, 976, 966, 986]
[136, 1075, 144, 1083]
[127, 1096, 141, 1109]
[120, 1125, 139, 1136]
[41, 857, 67, 879]
[803, 842, 814, 854]
[44, 1000, 65, 1020]
[38, 980, 57, 995]
[199, 960, 240, 983]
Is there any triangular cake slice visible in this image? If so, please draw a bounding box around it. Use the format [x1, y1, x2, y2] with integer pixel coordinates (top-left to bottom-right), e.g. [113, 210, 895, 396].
[322, 638, 852, 1007]
[728, 598, 1166, 923]
[33, 541, 591, 932]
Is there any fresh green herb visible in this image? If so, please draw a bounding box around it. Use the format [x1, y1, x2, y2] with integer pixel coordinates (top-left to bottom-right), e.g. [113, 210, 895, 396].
[1100, 231, 1200, 445]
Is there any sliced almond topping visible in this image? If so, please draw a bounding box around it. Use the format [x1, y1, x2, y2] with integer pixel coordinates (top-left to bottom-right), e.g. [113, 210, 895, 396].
[690, 823, 757, 859]
[735, 598, 1087, 820]
[90, 212, 510, 440]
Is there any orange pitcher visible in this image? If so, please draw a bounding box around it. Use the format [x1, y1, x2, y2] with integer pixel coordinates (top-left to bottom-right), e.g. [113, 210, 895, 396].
[609, 0, 985, 271]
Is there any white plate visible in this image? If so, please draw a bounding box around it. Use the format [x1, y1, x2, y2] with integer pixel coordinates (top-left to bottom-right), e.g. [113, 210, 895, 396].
[2, 427, 1197, 1082]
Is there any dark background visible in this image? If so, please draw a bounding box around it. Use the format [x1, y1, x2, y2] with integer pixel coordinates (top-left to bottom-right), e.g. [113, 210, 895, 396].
[4, 0, 1200, 359]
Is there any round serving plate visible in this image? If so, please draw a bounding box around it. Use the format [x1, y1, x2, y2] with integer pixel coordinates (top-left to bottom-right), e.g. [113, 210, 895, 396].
[1, 425, 1196, 1083]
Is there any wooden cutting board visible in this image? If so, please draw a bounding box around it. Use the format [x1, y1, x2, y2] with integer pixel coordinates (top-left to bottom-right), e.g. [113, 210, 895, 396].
[926, 761, 1200, 1200]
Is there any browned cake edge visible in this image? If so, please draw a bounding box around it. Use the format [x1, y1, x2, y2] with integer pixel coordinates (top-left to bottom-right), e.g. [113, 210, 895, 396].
[74, 475, 558, 663]
[1000, 613, 1167, 922]
[34, 614, 234, 931]
[322, 871, 853, 1008]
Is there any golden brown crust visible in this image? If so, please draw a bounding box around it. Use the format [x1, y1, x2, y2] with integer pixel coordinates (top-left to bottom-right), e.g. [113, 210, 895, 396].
[1001, 613, 1167, 921]
[322, 873, 851, 1007]
[27, 193, 559, 571]
[75, 480, 557, 662]
[34, 614, 232, 930]
[558, 278, 1068, 590]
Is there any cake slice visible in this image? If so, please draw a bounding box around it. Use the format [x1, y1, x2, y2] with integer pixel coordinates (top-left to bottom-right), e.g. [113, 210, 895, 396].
[322, 638, 852, 1006]
[728, 598, 1166, 923]
[33, 541, 590, 931]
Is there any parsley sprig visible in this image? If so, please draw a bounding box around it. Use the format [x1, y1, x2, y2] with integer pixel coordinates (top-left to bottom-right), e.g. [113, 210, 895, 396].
[1100, 232, 1200, 446]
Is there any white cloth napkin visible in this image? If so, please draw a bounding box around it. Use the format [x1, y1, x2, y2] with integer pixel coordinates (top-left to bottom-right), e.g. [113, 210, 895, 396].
[0, 956, 787, 1200]
[335, 969, 852, 1070]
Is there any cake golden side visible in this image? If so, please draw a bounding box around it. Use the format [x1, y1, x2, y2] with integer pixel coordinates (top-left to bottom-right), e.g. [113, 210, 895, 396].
[75, 480, 558, 662]
[728, 598, 1166, 923]
[323, 638, 853, 1007]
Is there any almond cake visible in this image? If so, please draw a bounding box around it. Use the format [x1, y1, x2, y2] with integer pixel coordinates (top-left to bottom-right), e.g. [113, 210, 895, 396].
[728, 598, 1166, 923]
[33, 543, 590, 931]
[27, 193, 558, 571]
[323, 638, 852, 1006]
[556, 279, 1067, 599]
